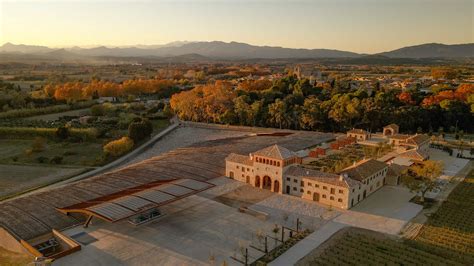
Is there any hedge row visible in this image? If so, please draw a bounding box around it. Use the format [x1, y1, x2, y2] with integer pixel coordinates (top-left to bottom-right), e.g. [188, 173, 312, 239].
[0, 100, 96, 119]
[0, 127, 98, 141]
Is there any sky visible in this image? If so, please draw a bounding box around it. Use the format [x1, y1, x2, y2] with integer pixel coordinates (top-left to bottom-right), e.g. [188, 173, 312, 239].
[0, 0, 472, 54]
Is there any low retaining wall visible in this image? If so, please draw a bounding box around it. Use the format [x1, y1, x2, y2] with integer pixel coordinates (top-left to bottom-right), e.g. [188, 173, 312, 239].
[183, 121, 302, 133]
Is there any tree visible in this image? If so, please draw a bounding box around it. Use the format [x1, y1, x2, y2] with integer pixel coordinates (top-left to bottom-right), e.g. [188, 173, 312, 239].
[103, 137, 134, 157]
[56, 126, 69, 140]
[402, 160, 443, 203]
[268, 99, 288, 129]
[128, 119, 153, 143]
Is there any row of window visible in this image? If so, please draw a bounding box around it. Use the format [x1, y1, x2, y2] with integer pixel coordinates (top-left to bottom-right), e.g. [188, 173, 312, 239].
[255, 157, 281, 167]
[287, 177, 344, 194]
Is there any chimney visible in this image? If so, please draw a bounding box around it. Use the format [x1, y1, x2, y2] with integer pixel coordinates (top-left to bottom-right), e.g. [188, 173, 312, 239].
[249, 153, 253, 161]
[339, 175, 344, 181]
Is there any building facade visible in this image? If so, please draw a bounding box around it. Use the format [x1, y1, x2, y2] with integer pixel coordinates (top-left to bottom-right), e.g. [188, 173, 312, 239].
[225, 145, 389, 209]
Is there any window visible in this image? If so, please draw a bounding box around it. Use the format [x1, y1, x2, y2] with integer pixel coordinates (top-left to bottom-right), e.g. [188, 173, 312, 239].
[242, 168, 245, 172]
[236, 166, 239, 169]
[352, 189, 355, 193]
[301, 181, 304, 187]
[294, 179, 297, 183]
[308, 182, 312, 186]
[323, 186, 327, 190]
[338, 198, 342, 202]
[307, 191, 311, 195]
[330, 188, 335, 194]
[315, 184, 320, 188]
[330, 196, 334, 200]
[293, 187, 297, 191]
[322, 194, 327, 198]
[339, 189, 344, 194]
[286, 177, 290, 181]
[247, 168, 250, 171]
[300, 188, 304, 192]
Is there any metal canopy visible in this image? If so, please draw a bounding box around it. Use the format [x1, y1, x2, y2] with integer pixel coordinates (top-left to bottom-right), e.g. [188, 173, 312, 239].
[58, 179, 214, 223]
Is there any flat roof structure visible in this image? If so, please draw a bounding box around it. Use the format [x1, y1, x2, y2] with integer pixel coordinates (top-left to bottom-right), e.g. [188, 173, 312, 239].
[58, 179, 214, 223]
[0, 130, 333, 258]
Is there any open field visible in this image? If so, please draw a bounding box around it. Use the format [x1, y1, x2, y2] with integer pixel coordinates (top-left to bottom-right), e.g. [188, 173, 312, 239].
[23, 107, 91, 121]
[0, 164, 88, 199]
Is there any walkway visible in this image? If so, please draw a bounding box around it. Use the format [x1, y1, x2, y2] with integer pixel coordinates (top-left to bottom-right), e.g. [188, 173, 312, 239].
[269, 222, 346, 266]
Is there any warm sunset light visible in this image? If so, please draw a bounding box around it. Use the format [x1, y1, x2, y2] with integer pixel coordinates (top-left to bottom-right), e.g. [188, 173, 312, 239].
[0, 0, 472, 265]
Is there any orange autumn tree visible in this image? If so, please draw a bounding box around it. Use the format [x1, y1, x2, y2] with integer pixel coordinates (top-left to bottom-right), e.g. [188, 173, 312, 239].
[170, 81, 236, 123]
[398, 91, 415, 105]
[422, 83, 474, 107]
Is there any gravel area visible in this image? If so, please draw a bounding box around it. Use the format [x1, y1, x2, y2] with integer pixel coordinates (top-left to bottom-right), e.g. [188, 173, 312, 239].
[122, 126, 251, 167]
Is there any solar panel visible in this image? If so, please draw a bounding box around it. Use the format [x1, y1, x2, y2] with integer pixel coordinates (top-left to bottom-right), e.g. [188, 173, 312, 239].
[172, 179, 212, 191]
[134, 190, 176, 204]
[155, 184, 193, 196]
[112, 196, 155, 212]
[87, 203, 135, 221]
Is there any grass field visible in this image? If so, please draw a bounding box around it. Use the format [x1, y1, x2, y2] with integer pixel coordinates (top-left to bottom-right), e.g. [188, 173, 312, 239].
[0, 247, 33, 266]
[24, 107, 91, 121]
[0, 139, 104, 166]
[298, 169, 474, 265]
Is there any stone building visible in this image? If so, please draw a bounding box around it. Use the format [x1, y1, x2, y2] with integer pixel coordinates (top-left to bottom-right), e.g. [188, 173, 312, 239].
[225, 145, 389, 209]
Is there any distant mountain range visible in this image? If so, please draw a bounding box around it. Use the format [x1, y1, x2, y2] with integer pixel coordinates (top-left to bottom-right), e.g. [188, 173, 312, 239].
[0, 41, 472, 63]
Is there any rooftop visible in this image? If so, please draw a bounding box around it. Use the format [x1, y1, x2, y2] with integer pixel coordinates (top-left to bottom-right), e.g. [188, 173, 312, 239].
[340, 159, 388, 181]
[285, 166, 358, 188]
[253, 144, 298, 160]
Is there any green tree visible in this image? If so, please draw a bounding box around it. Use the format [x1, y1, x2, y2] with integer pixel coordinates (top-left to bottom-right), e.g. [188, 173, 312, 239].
[128, 119, 153, 143]
[402, 160, 443, 202]
[268, 99, 288, 129]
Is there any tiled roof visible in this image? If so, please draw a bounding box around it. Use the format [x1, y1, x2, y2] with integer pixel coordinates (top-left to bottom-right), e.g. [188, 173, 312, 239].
[285, 166, 358, 188]
[384, 124, 399, 130]
[386, 163, 408, 178]
[398, 149, 428, 161]
[347, 129, 368, 135]
[406, 134, 430, 146]
[225, 153, 254, 166]
[253, 144, 297, 160]
[340, 159, 388, 181]
[388, 134, 411, 140]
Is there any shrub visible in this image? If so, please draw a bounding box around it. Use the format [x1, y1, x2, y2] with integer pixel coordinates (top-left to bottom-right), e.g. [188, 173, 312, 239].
[103, 137, 134, 157]
[56, 126, 70, 140]
[128, 119, 153, 143]
[90, 104, 105, 116]
[50, 156, 63, 164]
[0, 127, 98, 141]
[31, 137, 47, 152]
[36, 156, 49, 163]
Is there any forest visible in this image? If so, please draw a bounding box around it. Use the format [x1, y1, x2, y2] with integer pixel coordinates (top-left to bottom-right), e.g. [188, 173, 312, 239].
[170, 76, 474, 133]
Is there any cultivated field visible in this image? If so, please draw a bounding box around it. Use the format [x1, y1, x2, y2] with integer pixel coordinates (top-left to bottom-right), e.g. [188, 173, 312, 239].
[297, 228, 459, 266]
[297, 169, 474, 265]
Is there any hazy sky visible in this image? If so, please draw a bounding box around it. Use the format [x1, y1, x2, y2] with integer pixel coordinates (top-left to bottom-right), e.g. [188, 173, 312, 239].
[0, 0, 472, 53]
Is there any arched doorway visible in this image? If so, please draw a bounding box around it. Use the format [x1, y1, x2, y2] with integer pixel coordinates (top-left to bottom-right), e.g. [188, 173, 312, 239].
[286, 185, 290, 194]
[313, 192, 320, 202]
[229, 171, 234, 179]
[255, 176, 261, 188]
[351, 199, 354, 207]
[273, 180, 280, 193]
[363, 190, 367, 199]
[262, 176, 272, 190]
